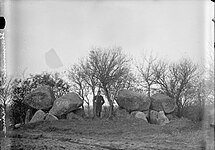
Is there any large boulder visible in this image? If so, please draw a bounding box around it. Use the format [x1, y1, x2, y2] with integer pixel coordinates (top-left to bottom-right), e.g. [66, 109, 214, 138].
[116, 90, 151, 112]
[44, 113, 58, 121]
[131, 111, 148, 122]
[24, 86, 55, 110]
[151, 93, 176, 113]
[149, 110, 159, 124]
[157, 111, 170, 126]
[49, 92, 83, 117]
[149, 110, 170, 125]
[25, 109, 33, 124]
[29, 110, 46, 123]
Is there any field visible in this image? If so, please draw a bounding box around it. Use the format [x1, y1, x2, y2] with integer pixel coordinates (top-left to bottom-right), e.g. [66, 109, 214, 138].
[0, 116, 214, 150]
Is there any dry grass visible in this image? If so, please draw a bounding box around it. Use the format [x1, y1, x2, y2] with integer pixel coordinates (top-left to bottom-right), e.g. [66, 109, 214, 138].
[0, 117, 211, 150]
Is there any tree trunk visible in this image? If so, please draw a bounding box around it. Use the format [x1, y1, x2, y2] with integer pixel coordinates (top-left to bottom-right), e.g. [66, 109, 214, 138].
[92, 93, 97, 118]
[87, 102, 90, 117]
[109, 100, 114, 120]
[90, 87, 95, 118]
[104, 87, 113, 119]
[147, 86, 151, 97]
[176, 99, 182, 118]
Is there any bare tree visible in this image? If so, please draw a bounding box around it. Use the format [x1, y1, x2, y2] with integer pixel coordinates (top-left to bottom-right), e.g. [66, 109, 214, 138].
[153, 58, 198, 117]
[152, 60, 169, 94]
[67, 64, 89, 110]
[177, 74, 203, 108]
[137, 54, 157, 97]
[88, 47, 130, 119]
[109, 72, 136, 103]
[80, 59, 99, 117]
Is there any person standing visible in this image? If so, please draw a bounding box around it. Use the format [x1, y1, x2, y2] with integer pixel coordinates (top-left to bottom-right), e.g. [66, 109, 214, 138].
[94, 90, 105, 117]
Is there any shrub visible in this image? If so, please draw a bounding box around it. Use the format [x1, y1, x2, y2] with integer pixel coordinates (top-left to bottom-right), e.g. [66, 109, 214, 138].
[9, 78, 32, 125]
[182, 105, 204, 122]
[9, 100, 30, 124]
[9, 73, 70, 125]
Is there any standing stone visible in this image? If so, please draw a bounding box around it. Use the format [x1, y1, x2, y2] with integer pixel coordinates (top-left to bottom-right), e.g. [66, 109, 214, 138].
[25, 109, 32, 124]
[143, 110, 149, 118]
[29, 110, 46, 123]
[49, 92, 83, 117]
[24, 86, 55, 110]
[149, 110, 159, 124]
[157, 111, 170, 126]
[116, 90, 151, 112]
[44, 113, 58, 121]
[131, 111, 137, 117]
[14, 123, 22, 129]
[151, 93, 176, 113]
[131, 111, 148, 122]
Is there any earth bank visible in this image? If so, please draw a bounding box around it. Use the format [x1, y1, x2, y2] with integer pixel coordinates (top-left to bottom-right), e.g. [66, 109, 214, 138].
[0, 117, 210, 150]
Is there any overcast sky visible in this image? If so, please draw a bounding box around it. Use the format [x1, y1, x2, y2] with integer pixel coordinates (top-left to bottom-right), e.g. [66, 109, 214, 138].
[5, 0, 214, 76]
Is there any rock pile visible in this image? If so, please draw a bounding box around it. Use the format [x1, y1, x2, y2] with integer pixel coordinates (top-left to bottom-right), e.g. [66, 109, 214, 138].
[116, 89, 176, 125]
[23, 86, 85, 124]
[22, 87, 175, 126]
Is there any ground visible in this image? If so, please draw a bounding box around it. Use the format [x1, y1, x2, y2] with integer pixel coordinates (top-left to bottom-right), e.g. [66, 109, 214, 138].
[0, 117, 214, 150]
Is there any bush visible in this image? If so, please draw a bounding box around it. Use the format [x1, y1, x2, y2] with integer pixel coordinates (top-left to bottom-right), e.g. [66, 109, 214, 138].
[182, 105, 204, 122]
[9, 72, 70, 125]
[9, 100, 30, 125]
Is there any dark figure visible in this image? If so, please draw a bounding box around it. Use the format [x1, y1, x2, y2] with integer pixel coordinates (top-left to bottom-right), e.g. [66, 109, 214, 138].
[94, 91, 105, 117]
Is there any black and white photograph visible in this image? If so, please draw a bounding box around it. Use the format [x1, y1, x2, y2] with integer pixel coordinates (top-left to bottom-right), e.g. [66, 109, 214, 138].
[0, 0, 214, 149]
